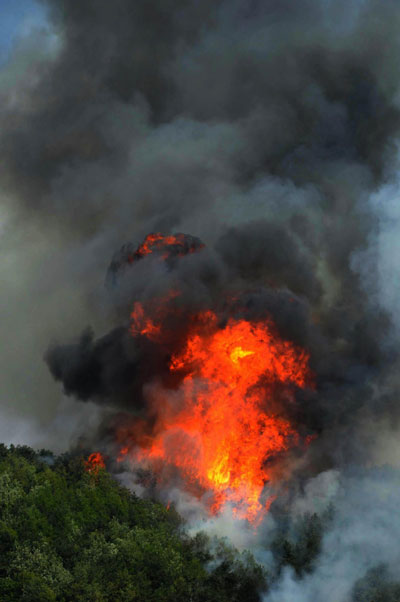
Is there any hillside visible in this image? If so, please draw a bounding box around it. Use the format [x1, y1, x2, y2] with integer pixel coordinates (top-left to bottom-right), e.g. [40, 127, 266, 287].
[0, 445, 266, 602]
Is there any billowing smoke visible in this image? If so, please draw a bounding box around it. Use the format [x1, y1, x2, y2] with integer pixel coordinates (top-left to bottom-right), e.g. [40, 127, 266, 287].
[3, 0, 400, 598]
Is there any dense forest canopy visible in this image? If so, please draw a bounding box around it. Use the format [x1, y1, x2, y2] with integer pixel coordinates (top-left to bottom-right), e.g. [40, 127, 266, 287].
[0, 444, 397, 601]
[0, 444, 266, 601]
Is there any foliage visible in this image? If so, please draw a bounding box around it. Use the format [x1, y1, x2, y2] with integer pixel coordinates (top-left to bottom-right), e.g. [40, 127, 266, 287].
[0, 444, 267, 602]
[270, 506, 333, 577]
[352, 565, 400, 602]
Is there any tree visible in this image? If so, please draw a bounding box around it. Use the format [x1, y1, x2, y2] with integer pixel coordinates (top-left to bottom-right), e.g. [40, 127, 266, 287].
[0, 444, 268, 602]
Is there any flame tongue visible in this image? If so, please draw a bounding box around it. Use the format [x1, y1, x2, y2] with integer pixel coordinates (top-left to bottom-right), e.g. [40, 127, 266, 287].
[121, 305, 313, 523]
[85, 452, 105, 473]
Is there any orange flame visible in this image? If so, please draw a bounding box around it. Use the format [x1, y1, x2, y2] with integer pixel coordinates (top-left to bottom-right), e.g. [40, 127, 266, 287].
[132, 232, 204, 262]
[85, 452, 105, 474]
[122, 305, 313, 523]
[130, 301, 162, 340]
[130, 291, 180, 340]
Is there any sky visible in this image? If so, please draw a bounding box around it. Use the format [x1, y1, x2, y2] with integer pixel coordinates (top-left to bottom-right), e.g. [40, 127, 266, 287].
[0, 0, 47, 65]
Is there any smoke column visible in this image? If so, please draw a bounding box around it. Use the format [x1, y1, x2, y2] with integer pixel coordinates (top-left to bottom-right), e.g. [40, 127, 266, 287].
[2, 0, 400, 599]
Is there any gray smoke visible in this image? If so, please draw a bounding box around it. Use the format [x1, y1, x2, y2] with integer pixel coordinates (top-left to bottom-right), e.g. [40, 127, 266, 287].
[2, 0, 400, 597]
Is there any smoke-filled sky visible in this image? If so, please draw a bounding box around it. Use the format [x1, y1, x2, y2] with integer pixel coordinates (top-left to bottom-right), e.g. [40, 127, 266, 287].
[2, 0, 400, 599]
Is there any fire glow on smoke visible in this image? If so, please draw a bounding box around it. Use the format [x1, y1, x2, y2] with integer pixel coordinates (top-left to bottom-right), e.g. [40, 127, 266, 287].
[127, 232, 204, 263]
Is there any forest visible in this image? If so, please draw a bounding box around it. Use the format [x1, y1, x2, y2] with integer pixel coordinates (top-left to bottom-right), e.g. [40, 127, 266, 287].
[0, 444, 397, 602]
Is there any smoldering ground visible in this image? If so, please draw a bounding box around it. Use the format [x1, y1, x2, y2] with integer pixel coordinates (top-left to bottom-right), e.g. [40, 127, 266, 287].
[2, 0, 400, 598]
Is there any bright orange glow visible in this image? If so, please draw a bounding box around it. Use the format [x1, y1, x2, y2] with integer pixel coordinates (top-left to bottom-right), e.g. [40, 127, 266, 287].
[136, 233, 182, 258]
[132, 232, 204, 262]
[85, 452, 105, 473]
[124, 306, 313, 523]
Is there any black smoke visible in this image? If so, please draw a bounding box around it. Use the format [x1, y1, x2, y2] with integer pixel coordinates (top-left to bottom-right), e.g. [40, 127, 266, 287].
[31, 0, 400, 473]
[45, 218, 392, 474]
[0, 0, 392, 471]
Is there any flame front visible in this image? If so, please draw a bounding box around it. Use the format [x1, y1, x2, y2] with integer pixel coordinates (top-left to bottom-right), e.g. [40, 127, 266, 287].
[121, 305, 313, 523]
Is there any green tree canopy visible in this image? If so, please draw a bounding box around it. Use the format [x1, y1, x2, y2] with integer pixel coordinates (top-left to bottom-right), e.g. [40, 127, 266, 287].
[0, 444, 267, 602]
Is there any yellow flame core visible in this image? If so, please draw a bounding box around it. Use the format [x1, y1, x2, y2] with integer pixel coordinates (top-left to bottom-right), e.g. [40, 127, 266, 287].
[230, 346, 255, 364]
[207, 450, 231, 485]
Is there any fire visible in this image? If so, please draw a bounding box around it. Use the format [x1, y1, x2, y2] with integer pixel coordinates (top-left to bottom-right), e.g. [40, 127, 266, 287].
[130, 232, 204, 262]
[106, 232, 205, 286]
[130, 290, 180, 340]
[230, 346, 255, 364]
[130, 301, 162, 340]
[121, 304, 313, 523]
[135, 233, 184, 259]
[85, 452, 105, 473]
